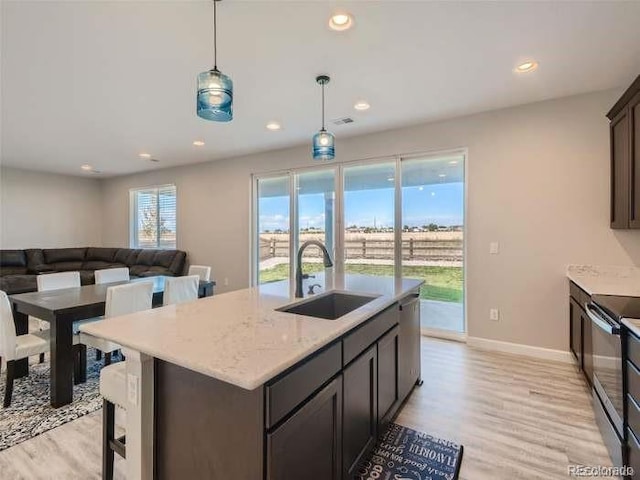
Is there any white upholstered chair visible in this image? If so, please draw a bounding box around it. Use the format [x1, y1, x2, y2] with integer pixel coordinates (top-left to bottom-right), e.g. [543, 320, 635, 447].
[31, 271, 82, 362]
[0, 290, 50, 408]
[163, 275, 199, 306]
[96, 281, 153, 479]
[187, 264, 211, 282]
[95, 267, 130, 285]
[80, 281, 153, 366]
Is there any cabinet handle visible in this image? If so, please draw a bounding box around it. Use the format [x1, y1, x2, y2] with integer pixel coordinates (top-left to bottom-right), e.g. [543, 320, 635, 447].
[584, 302, 620, 335]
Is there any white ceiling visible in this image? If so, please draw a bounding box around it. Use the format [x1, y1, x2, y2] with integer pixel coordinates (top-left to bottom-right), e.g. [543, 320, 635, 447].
[2, 1, 639, 177]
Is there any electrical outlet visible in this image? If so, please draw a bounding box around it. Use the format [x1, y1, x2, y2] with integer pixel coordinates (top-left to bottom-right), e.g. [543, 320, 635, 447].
[489, 242, 499, 254]
[489, 308, 500, 321]
[223, 277, 229, 286]
[127, 374, 139, 406]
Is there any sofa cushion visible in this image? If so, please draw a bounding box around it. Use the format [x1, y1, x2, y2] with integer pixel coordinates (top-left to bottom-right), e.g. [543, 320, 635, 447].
[0, 250, 27, 268]
[0, 266, 28, 276]
[25, 249, 45, 271]
[115, 249, 139, 265]
[48, 261, 83, 272]
[136, 250, 156, 266]
[86, 247, 118, 262]
[0, 274, 37, 295]
[128, 265, 148, 277]
[138, 266, 175, 277]
[43, 248, 87, 264]
[83, 260, 116, 270]
[153, 250, 176, 268]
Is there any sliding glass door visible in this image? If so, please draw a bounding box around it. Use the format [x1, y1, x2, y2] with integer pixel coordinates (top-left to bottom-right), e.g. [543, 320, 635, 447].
[401, 154, 465, 333]
[256, 175, 290, 285]
[343, 162, 396, 278]
[253, 152, 466, 335]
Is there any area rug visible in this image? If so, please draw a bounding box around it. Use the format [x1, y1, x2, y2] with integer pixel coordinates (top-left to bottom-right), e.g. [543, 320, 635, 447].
[0, 349, 107, 451]
[355, 423, 463, 480]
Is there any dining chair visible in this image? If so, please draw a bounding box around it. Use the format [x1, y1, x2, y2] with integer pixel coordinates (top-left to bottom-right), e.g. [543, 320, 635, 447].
[163, 275, 200, 306]
[80, 281, 153, 366]
[32, 271, 82, 363]
[95, 267, 130, 285]
[94, 281, 153, 480]
[0, 290, 50, 408]
[188, 264, 212, 282]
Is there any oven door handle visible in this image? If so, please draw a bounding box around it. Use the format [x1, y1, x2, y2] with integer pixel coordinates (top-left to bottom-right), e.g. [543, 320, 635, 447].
[585, 303, 620, 335]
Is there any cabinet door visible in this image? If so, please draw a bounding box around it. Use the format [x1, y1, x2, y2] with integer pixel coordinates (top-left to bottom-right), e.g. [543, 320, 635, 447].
[267, 377, 342, 480]
[378, 325, 400, 431]
[569, 298, 583, 367]
[630, 92, 640, 228]
[611, 107, 631, 229]
[582, 308, 593, 385]
[398, 294, 421, 401]
[343, 345, 377, 479]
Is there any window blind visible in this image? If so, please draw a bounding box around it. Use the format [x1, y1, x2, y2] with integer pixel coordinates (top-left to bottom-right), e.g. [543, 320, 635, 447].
[131, 185, 177, 249]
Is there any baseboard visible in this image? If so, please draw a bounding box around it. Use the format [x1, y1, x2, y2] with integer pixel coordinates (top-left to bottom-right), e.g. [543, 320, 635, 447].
[466, 336, 574, 364]
[421, 328, 467, 343]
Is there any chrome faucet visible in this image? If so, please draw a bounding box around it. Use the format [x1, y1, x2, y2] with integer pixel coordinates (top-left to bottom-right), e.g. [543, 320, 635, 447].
[295, 240, 333, 298]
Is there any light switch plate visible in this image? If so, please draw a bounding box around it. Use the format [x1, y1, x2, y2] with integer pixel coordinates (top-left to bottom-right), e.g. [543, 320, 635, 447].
[489, 242, 499, 254]
[127, 373, 139, 406]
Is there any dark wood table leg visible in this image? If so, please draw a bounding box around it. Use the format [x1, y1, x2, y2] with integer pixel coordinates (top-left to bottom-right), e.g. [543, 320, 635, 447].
[50, 318, 74, 407]
[12, 309, 29, 378]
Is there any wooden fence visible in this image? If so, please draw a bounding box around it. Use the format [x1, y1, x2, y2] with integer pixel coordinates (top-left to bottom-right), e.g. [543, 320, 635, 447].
[259, 236, 463, 262]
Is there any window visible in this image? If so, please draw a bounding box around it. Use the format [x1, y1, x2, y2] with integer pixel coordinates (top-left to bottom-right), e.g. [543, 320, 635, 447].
[130, 185, 177, 249]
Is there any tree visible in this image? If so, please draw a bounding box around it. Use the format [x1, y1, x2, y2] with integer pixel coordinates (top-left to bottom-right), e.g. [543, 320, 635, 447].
[140, 201, 171, 243]
[428, 223, 438, 231]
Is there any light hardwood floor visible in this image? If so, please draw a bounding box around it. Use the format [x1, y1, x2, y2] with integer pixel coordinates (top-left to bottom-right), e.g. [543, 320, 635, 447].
[0, 337, 613, 479]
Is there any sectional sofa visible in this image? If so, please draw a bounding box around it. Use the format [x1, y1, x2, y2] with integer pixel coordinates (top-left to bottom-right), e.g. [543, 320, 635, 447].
[0, 247, 187, 294]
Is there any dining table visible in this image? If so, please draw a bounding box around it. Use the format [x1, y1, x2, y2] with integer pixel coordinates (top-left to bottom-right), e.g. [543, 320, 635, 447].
[9, 275, 215, 407]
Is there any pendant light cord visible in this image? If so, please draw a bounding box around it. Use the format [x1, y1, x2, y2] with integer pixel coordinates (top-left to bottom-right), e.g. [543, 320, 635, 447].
[321, 83, 325, 130]
[212, 0, 218, 69]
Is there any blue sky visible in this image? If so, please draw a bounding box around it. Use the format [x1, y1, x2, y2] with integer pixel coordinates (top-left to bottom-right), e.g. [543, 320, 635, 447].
[259, 182, 464, 232]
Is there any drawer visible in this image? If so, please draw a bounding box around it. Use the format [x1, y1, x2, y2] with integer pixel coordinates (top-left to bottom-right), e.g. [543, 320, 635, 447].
[629, 361, 640, 403]
[628, 427, 640, 478]
[266, 341, 341, 429]
[628, 394, 640, 442]
[343, 304, 399, 366]
[569, 281, 591, 309]
[628, 332, 640, 371]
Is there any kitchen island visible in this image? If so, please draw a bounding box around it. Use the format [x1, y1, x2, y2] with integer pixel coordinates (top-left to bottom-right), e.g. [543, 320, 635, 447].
[80, 274, 423, 480]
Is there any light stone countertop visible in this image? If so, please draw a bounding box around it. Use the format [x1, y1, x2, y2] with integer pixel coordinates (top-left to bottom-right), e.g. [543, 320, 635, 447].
[80, 273, 423, 390]
[567, 264, 640, 297]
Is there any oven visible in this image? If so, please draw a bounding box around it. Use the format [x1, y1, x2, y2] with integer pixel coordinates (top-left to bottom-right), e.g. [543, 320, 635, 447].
[585, 300, 624, 467]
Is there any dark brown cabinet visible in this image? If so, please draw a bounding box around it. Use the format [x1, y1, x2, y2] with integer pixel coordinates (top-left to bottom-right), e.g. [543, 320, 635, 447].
[267, 376, 343, 480]
[568, 281, 593, 385]
[398, 293, 421, 401]
[342, 345, 377, 479]
[607, 74, 640, 229]
[377, 325, 400, 430]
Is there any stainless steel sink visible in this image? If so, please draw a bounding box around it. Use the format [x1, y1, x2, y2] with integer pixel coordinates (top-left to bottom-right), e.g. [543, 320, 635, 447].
[277, 291, 379, 320]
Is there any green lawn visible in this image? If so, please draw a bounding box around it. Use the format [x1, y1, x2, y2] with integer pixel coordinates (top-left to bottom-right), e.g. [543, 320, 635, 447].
[259, 263, 463, 303]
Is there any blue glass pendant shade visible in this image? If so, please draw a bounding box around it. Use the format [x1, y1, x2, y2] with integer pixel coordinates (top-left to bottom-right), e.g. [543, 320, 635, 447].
[312, 129, 335, 160]
[197, 68, 233, 122]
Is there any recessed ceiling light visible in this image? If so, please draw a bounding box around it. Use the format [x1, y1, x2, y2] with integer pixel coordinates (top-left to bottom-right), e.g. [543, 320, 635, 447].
[354, 101, 370, 111]
[81, 164, 92, 171]
[387, 177, 394, 182]
[193, 140, 205, 146]
[449, 160, 458, 165]
[266, 121, 282, 131]
[515, 60, 538, 73]
[139, 153, 151, 159]
[418, 186, 424, 191]
[438, 174, 446, 178]
[329, 12, 354, 31]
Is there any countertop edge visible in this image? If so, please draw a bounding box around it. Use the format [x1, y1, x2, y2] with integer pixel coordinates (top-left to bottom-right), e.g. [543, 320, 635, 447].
[623, 319, 640, 339]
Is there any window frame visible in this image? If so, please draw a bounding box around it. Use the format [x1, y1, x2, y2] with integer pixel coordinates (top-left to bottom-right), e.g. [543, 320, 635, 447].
[129, 184, 177, 249]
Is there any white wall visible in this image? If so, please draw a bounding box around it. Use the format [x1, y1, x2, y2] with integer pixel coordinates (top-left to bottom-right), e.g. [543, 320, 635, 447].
[0, 167, 103, 248]
[101, 89, 640, 351]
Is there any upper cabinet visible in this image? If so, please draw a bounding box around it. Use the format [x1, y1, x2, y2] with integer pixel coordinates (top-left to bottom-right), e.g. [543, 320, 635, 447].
[608, 74, 640, 229]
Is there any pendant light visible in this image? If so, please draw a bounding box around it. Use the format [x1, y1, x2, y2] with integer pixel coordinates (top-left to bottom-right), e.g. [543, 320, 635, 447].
[197, 0, 233, 122]
[312, 75, 335, 160]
